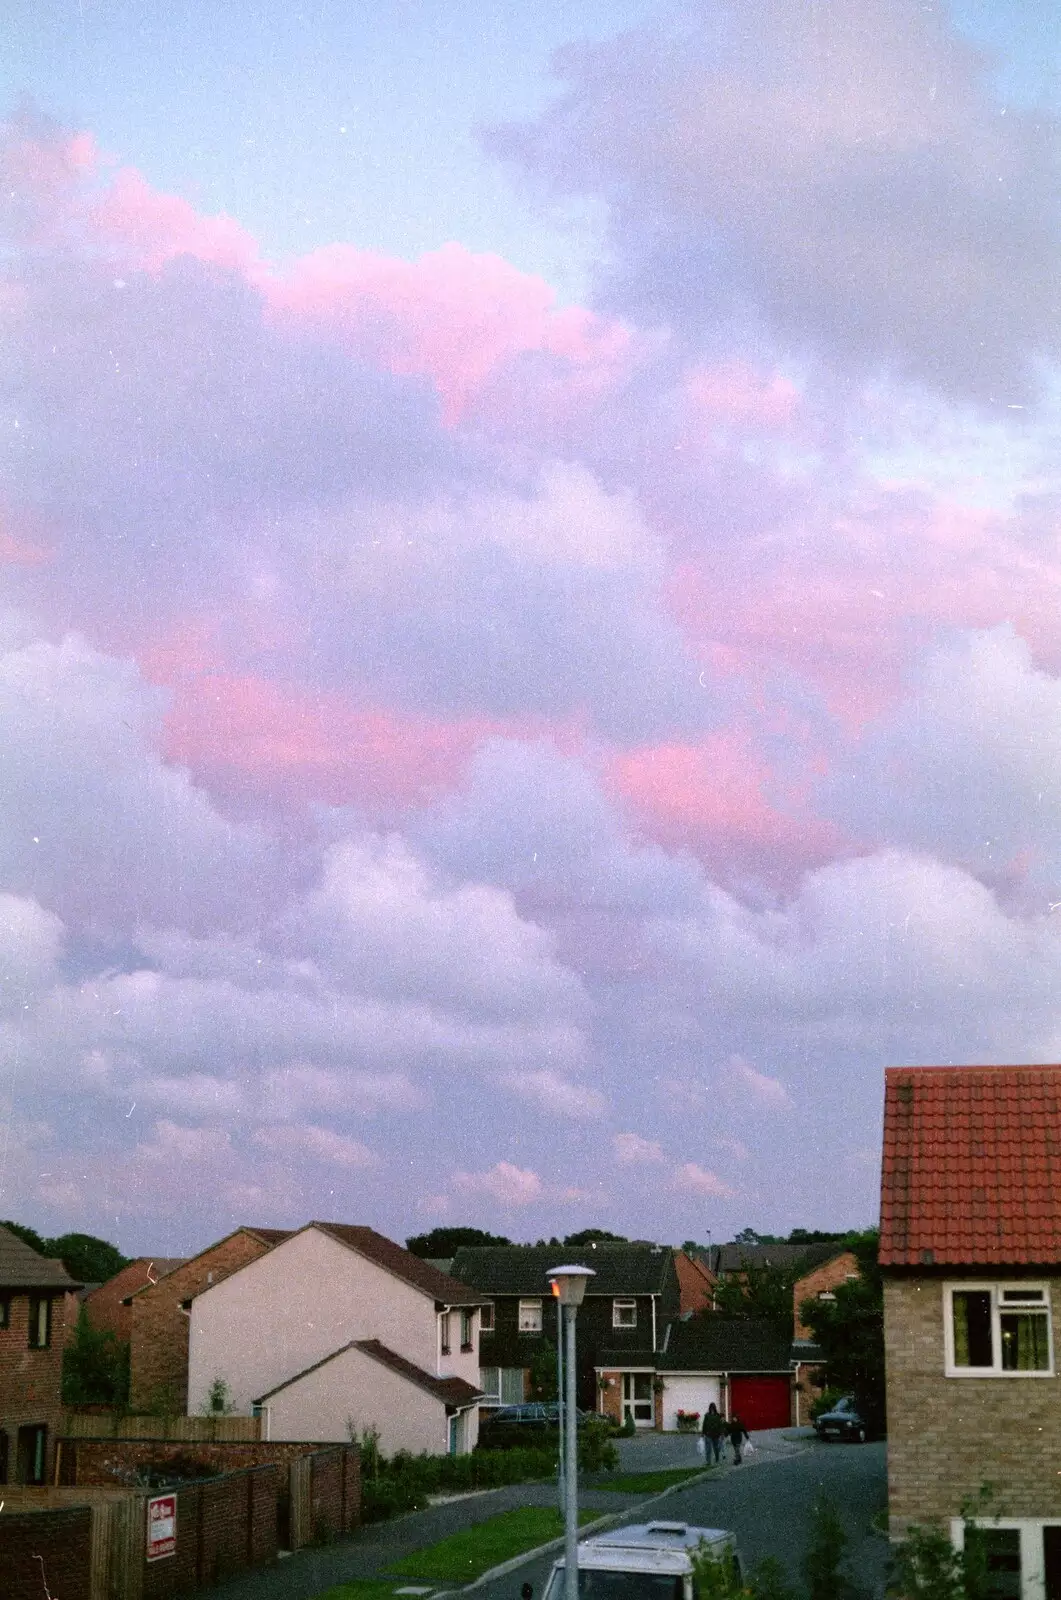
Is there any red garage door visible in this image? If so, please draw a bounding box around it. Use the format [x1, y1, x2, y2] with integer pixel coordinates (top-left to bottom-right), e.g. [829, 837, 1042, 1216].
[729, 1376, 791, 1430]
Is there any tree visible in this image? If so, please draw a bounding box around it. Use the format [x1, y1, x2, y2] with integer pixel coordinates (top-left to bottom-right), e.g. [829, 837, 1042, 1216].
[528, 1341, 559, 1402]
[798, 1230, 884, 1433]
[1, 1222, 129, 1283]
[732, 1228, 782, 1244]
[562, 1228, 627, 1246]
[802, 1496, 860, 1600]
[713, 1259, 800, 1334]
[47, 1233, 129, 1283]
[62, 1306, 130, 1405]
[787, 1228, 848, 1245]
[405, 1226, 511, 1258]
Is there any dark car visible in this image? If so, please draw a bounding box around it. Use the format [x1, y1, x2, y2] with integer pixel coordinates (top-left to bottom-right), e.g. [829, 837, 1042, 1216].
[813, 1396, 869, 1443]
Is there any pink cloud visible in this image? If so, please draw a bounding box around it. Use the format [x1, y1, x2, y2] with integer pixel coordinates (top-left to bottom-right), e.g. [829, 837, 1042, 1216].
[89, 166, 260, 274]
[453, 1161, 543, 1207]
[158, 671, 523, 811]
[672, 1162, 735, 1198]
[613, 1132, 664, 1164]
[609, 731, 840, 876]
[682, 363, 799, 430]
[264, 241, 631, 424]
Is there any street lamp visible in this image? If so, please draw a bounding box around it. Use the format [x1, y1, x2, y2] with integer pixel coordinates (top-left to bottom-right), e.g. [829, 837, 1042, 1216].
[548, 1265, 595, 1600]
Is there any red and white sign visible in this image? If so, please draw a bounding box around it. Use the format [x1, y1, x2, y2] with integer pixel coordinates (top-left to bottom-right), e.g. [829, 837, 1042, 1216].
[146, 1493, 177, 1561]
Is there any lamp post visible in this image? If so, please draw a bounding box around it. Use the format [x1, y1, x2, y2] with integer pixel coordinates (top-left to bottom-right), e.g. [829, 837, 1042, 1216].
[548, 1265, 595, 1600]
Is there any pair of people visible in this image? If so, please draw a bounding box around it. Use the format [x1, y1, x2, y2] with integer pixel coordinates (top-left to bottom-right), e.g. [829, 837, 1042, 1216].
[700, 1403, 751, 1465]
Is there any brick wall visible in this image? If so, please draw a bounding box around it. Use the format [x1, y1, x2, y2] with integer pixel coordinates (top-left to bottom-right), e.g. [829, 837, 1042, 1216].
[675, 1252, 715, 1313]
[597, 1372, 622, 1424]
[793, 1252, 859, 1340]
[129, 1231, 274, 1411]
[884, 1276, 1061, 1536]
[0, 1289, 75, 1481]
[0, 1507, 92, 1600]
[139, 1468, 280, 1600]
[85, 1260, 159, 1342]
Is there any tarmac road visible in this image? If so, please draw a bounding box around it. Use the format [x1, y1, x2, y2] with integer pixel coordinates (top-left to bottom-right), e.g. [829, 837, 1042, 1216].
[473, 1439, 890, 1600]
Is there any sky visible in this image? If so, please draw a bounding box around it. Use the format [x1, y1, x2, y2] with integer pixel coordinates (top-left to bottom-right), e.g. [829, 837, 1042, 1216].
[3, 0, 1061, 1257]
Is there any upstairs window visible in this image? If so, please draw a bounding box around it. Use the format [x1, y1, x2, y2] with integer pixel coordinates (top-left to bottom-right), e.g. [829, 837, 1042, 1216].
[518, 1298, 543, 1333]
[613, 1298, 638, 1328]
[480, 1302, 494, 1332]
[460, 1310, 473, 1350]
[440, 1312, 451, 1356]
[28, 1296, 51, 1350]
[947, 1284, 1052, 1376]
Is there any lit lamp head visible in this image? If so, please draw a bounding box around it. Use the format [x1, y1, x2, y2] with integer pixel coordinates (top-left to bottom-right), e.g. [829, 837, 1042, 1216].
[547, 1264, 596, 1306]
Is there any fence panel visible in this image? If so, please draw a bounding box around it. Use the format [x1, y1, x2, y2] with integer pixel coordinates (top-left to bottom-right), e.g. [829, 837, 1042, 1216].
[62, 1413, 260, 1442]
[288, 1456, 312, 1551]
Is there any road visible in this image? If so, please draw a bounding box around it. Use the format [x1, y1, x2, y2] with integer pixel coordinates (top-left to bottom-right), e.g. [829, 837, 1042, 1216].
[473, 1440, 889, 1600]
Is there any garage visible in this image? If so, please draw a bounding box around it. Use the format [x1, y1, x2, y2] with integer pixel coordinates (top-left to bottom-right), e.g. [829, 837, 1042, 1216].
[660, 1374, 722, 1432]
[729, 1375, 792, 1430]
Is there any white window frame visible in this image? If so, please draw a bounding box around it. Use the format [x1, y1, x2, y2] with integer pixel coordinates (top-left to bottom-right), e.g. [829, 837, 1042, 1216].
[480, 1302, 494, 1332]
[518, 1298, 543, 1333]
[951, 1517, 1061, 1600]
[944, 1282, 1054, 1378]
[613, 1298, 638, 1329]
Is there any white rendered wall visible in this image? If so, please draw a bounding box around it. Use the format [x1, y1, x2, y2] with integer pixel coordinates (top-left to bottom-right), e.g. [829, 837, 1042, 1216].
[188, 1227, 439, 1415]
[263, 1344, 450, 1453]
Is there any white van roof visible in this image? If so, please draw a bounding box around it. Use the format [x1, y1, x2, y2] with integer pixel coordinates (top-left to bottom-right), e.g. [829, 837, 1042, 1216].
[557, 1522, 735, 1575]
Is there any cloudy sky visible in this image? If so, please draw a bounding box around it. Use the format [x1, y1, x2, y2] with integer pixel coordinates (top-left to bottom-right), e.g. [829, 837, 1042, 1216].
[3, 0, 1061, 1256]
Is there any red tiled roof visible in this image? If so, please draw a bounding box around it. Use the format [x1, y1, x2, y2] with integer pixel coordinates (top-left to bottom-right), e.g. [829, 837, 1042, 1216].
[880, 1065, 1061, 1267]
[311, 1224, 484, 1306]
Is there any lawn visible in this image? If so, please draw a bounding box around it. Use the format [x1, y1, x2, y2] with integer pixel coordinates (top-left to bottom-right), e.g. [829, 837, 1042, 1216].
[384, 1505, 599, 1584]
[595, 1466, 709, 1494]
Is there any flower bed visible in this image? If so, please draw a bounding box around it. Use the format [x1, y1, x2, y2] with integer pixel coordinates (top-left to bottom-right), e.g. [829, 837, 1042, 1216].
[675, 1410, 701, 1432]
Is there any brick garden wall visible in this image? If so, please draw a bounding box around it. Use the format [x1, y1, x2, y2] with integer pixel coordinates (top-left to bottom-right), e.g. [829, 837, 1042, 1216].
[0, 1507, 92, 1600]
[140, 1465, 280, 1599]
[885, 1275, 1061, 1537]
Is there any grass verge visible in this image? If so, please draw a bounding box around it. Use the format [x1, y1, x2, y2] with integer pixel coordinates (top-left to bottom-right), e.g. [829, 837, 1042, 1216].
[596, 1467, 708, 1494]
[385, 1506, 599, 1584]
[311, 1582, 419, 1600]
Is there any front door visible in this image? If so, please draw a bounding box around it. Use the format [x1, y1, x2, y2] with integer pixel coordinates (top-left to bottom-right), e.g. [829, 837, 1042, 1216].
[622, 1373, 654, 1426]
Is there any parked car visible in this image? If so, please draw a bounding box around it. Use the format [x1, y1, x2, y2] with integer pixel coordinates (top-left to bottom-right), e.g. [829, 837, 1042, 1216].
[481, 1402, 591, 1431]
[540, 1520, 741, 1600]
[813, 1395, 869, 1443]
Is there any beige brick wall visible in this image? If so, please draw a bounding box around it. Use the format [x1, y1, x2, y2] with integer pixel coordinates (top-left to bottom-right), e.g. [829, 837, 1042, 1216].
[129, 1231, 274, 1412]
[885, 1276, 1061, 1537]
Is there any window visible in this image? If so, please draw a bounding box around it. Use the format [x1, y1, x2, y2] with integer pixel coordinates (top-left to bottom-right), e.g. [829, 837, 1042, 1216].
[500, 1367, 525, 1404]
[613, 1298, 637, 1329]
[946, 1284, 1052, 1376]
[16, 1425, 47, 1485]
[518, 1298, 543, 1333]
[480, 1302, 494, 1332]
[460, 1309, 473, 1350]
[0, 1296, 9, 1329]
[28, 1296, 51, 1350]
[440, 1312, 451, 1355]
[479, 1366, 501, 1404]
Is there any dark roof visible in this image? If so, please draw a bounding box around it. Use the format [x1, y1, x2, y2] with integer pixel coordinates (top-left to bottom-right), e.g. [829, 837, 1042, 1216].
[880, 1064, 1061, 1267]
[0, 1225, 82, 1291]
[255, 1337, 483, 1409]
[653, 1316, 794, 1373]
[311, 1224, 483, 1305]
[450, 1243, 674, 1297]
[716, 1242, 840, 1273]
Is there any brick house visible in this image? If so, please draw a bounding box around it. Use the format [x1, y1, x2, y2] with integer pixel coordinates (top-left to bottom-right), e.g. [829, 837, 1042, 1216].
[129, 1227, 290, 1411]
[450, 1243, 683, 1418]
[83, 1256, 186, 1343]
[0, 1224, 81, 1482]
[791, 1250, 860, 1423]
[188, 1223, 485, 1455]
[881, 1063, 1061, 1597]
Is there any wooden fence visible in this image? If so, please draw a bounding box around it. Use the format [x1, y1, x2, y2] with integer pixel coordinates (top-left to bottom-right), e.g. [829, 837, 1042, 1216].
[62, 1412, 261, 1441]
[288, 1454, 311, 1551]
[1, 1488, 145, 1600]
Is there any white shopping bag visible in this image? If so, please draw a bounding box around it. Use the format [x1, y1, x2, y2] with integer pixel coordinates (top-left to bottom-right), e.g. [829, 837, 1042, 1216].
[697, 1436, 706, 1459]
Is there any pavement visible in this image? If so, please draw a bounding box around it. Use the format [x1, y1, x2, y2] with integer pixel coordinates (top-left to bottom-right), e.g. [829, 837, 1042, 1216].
[203, 1429, 815, 1600]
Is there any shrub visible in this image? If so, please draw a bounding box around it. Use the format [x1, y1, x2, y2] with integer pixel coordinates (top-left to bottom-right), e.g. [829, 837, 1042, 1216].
[361, 1477, 427, 1523]
[62, 1308, 130, 1406]
[620, 1414, 636, 1437]
[810, 1387, 847, 1422]
[803, 1496, 861, 1600]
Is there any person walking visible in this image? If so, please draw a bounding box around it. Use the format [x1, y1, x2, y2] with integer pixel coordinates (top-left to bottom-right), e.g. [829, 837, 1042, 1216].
[727, 1413, 750, 1465]
[701, 1402, 726, 1464]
